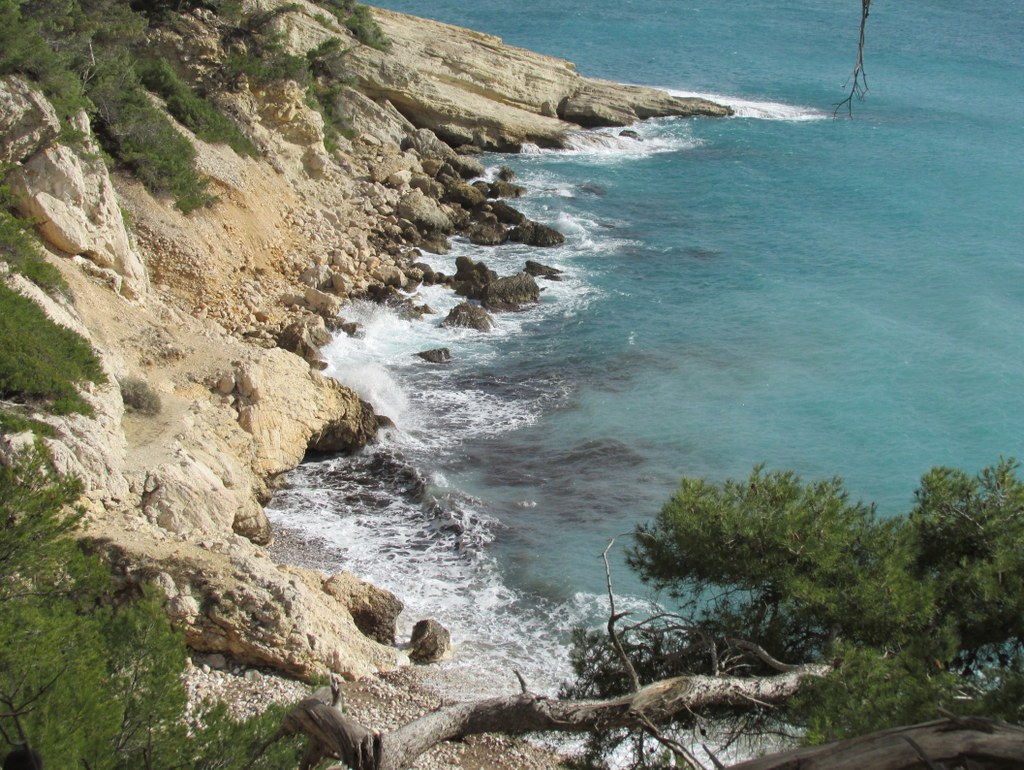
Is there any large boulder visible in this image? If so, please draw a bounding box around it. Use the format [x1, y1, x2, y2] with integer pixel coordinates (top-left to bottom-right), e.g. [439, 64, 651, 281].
[397, 189, 454, 233]
[323, 572, 404, 645]
[441, 302, 493, 332]
[443, 182, 487, 209]
[452, 256, 498, 298]
[481, 272, 541, 311]
[277, 317, 332, 367]
[467, 220, 507, 246]
[408, 618, 452, 664]
[509, 220, 566, 247]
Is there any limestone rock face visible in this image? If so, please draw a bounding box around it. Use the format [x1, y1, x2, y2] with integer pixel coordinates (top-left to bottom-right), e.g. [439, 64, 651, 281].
[0, 76, 60, 164]
[100, 532, 402, 681]
[234, 348, 378, 478]
[341, 8, 731, 150]
[6, 111, 149, 298]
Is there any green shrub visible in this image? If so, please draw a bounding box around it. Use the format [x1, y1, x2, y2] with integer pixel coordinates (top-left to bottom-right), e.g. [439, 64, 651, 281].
[138, 59, 258, 157]
[0, 197, 67, 294]
[345, 4, 390, 51]
[0, 282, 106, 415]
[90, 68, 216, 213]
[119, 375, 162, 415]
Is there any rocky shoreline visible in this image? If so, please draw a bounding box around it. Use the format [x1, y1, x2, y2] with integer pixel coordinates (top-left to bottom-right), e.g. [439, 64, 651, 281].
[0, 1, 727, 764]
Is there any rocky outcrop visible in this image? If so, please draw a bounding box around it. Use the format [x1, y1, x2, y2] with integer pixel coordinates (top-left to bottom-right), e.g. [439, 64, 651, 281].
[0, 76, 60, 164]
[338, 7, 730, 150]
[99, 531, 402, 679]
[525, 260, 564, 281]
[1, 83, 148, 299]
[324, 572, 404, 646]
[509, 220, 566, 247]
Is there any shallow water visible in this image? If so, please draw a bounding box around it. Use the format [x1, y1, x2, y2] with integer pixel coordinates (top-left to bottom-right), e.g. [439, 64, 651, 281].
[267, 0, 1024, 699]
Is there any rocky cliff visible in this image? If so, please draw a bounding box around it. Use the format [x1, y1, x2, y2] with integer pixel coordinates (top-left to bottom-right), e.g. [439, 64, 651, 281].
[0, 2, 726, 682]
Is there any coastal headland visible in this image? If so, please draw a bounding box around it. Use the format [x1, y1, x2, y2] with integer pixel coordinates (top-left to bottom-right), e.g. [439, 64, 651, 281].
[1, 1, 727, 764]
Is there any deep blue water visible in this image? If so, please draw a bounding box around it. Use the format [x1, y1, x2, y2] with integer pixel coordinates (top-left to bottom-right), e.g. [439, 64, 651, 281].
[268, 0, 1024, 697]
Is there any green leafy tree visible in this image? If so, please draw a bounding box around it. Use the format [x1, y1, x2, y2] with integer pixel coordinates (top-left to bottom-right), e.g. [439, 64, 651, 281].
[567, 461, 1024, 766]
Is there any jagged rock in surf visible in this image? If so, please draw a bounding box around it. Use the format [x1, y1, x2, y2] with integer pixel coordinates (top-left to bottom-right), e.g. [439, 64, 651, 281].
[525, 260, 564, 281]
[408, 619, 452, 664]
[487, 200, 528, 226]
[488, 180, 528, 198]
[441, 302, 494, 332]
[481, 272, 541, 311]
[415, 348, 452, 364]
[509, 220, 566, 247]
[467, 219, 508, 246]
[453, 256, 498, 298]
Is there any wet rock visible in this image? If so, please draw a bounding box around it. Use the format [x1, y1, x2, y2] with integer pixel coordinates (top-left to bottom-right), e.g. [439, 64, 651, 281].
[441, 302, 493, 332]
[481, 272, 541, 310]
[415, 348, 452, 364]
[579, 182, 608, 196]
[443, 182, 488, 209]
[525, 260, 564, 281]
[488, 180, 527, 199]
[619, 129, 642, 140]
[467, 220, 507, 246]
[419, 233, 451, 255]
[508, 220, 566, 247]
[487, 200, 528, 226]
[411, 261, 437, 284]
[453, 256, 498, 299]
[408, 619, 452, 664]
[497, 165, 517, 182]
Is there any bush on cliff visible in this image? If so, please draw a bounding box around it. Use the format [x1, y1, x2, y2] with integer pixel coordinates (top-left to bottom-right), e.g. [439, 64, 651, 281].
[0, 447, 304, 768]
[0, 282, 106, 416]
[138, 59, 258, 158]
[567, 461, 1024, 766]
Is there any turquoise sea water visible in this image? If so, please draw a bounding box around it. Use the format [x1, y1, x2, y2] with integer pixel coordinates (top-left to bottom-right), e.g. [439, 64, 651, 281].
[268, 1, 1024, 697]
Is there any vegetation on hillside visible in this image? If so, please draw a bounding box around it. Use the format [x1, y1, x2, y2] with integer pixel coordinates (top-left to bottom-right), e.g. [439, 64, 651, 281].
[0, 0, 387, 212]
[0, 446, 306, 767]
[566, 462, 1024, 767]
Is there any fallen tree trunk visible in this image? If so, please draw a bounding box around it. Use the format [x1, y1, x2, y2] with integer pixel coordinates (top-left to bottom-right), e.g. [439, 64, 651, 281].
[258, 665, 829, 770]
[730, 716, 1024, 769]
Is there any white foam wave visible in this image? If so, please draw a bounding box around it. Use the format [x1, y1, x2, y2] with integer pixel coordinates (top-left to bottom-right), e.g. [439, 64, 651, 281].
[520, 124, 701, 160]
[666, 88, 827, 121]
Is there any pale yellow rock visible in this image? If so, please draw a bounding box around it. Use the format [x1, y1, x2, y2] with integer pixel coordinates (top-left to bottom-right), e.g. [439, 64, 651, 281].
[7, 111, 149, 298]
[0, 75, 60, 164]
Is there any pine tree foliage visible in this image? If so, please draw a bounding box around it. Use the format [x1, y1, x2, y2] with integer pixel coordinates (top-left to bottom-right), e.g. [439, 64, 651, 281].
[568, 461, 1024, 765]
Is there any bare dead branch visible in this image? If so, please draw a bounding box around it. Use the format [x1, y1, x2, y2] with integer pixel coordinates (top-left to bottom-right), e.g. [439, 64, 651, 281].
[602, 535, 641, 692]
[834, 0, 872, 117]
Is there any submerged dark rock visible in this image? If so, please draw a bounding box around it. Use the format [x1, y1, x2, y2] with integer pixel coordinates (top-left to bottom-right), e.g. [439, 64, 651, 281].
[508, 220, 566, 247]
[415, 347, 452, 364]
[525, 260, 564, 281]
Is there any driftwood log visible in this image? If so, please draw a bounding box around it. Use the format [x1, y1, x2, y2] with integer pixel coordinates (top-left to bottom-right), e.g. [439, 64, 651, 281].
[255, 666, 828, 770]
[256, 672, 1024, 770]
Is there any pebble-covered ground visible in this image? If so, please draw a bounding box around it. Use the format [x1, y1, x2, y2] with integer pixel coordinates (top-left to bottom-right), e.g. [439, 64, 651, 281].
[184, 656, 570, 769]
